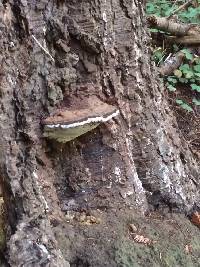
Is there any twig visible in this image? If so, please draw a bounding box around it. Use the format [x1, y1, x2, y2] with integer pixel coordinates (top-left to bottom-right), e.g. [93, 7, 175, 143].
[167, 0, 194, 19]
[157, 48, 167, 66]
[167, 35, 200, 44]
[171, 0, 180, 10]
[31, 34, 55, 62]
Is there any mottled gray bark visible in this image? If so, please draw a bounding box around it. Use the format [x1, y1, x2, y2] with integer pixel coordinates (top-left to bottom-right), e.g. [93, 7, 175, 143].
[0, 0, 199, 266]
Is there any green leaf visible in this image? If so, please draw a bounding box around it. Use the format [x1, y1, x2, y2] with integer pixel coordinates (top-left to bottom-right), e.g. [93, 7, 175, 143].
[194, 58, 200, 65]
[193, 64, 200, 73]
[181, 49, 193, 61]
[176, 99, 184, 105]
[164, 8, 172, 16]
[167, 83, 176, 92]
[181, 103, 193, 112]
[179, 64, 190, 72]
[178, 5, 200, 23]
[179, 78, 188, 83]
[152, 49, 164, 62]
[146, 3, 155, 13]
[192, 98, 200, 106]
[173, 44, 179, 52]
[149, 28, 159, 33]
[176, 99, 193, 112]
[180, 7, 198, 21]
[167, 77, 177, 84]
[179, 64, 194, 78]
[184, 71, 194, 79]
[187, 7, 198, 18]
[191, 84, 200, 92]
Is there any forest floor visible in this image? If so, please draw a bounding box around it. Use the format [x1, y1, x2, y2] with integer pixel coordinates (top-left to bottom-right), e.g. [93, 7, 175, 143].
[0, 199, 199, 266]
[52, 208, 200, 267]
[168, 84, 200, 160]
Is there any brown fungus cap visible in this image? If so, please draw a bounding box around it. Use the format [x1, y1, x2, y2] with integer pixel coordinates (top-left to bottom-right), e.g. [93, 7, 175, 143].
[43, 97, 119, 143]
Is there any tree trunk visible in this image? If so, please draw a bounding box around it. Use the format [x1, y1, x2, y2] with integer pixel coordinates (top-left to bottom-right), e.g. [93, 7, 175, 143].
[0, 0, 199, 266]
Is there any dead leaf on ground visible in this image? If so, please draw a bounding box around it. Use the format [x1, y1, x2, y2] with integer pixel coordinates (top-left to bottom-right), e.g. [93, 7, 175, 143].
[185, 244, 192, 254]
[191, 212, 200, 227]
[132, 234, 156, 246]
[78, 213, 101, 225]
[129, 223, 137, 233]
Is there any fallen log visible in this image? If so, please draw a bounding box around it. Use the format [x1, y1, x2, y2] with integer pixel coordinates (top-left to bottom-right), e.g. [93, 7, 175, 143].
[159, 50, 185, 76]
[147, 15, 200, 37]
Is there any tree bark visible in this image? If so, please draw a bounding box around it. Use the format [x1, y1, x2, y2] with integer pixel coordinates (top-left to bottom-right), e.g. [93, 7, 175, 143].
[0, 0, 199, 266]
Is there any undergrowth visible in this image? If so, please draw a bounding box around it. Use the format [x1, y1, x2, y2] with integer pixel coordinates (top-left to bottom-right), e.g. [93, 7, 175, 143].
[146, 0, 200, 112]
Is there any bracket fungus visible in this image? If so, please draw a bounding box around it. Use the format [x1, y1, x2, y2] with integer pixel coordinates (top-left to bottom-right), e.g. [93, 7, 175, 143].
[43, 98, 119, 143]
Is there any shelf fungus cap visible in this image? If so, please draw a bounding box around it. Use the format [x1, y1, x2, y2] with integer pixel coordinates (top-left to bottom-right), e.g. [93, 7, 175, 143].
[43, 99, 119, 143]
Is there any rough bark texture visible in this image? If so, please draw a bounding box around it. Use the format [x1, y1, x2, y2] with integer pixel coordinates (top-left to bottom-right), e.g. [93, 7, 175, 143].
[0, 0, 199, 266]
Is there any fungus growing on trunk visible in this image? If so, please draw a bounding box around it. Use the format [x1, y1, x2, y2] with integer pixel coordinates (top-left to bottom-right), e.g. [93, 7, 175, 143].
[43, 98, 119, 142]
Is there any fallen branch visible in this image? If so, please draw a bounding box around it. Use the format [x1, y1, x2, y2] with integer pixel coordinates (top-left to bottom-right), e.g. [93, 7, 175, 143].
[159, 47, 200, 76]
[147, 16, 200, 37]
[159, 50, 185, 76]
[166, 35, 200, 45]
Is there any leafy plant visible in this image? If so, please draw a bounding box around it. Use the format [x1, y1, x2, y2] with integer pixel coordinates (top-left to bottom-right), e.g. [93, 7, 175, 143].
[146, 1, 200, 112]
[146, 0, 178, 17]
[166, 58, 200, 110]
[176, 99, 193, 112]
[146, 0, 200, 23]
[179, 6, 200, 23]
[152, 47, 165, 64]
[193, 98, 200, 106]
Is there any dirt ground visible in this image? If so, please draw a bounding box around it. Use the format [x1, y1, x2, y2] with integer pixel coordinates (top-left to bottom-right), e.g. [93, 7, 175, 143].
[51, 207, 200, 267]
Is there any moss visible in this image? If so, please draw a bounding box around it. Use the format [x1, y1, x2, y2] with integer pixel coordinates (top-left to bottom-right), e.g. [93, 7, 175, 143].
[115, 238, 161, 267]
[115, 237, 200, 267]
[55, 208, 200, 267]
[115, 214, 200, 267]
[159, 245, 194, 267]
[190, 236, 200, 264]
